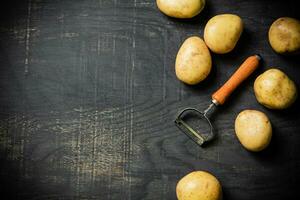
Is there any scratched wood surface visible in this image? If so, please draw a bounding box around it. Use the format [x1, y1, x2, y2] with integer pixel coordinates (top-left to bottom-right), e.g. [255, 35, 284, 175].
[0, 0, 299, 199]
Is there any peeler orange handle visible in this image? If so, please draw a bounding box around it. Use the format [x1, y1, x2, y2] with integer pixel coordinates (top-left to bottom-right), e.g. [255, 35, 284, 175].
[212, 55, 261, 105]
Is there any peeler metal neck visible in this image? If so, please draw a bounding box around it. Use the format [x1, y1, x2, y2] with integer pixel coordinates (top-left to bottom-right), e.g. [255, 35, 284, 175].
[203, 99, 219, 117]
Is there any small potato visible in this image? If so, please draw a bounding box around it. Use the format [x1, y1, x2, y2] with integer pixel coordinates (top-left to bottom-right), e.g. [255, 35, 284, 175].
[156, 0, 205, 19]
[176, 171, 222, 200]
[235, 110, 272, 152]
[254, 69, 297, 109]
[268, 17, 300, 54]
[204, 14, 243, 54]
[175, 36, 212, 85]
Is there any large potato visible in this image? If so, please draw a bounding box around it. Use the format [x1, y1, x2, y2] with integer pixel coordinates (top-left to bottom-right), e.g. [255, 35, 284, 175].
[156, 0, 205, 18]
[254, 69, 297, 109]
[175, 36, 212, 85]
[235, 110, 272, 152]
[204, 14, 243, 54]
[176, 171, 222, 200]
[268, 17, 300, 54]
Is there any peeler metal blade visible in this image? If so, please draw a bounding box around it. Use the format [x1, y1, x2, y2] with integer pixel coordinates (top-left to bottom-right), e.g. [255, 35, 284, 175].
[175, 106, 216, 147]
[175, 117, 205, 146]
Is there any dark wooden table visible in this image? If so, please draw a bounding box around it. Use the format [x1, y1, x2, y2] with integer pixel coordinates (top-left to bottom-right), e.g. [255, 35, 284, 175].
[0, 0, 299, 199]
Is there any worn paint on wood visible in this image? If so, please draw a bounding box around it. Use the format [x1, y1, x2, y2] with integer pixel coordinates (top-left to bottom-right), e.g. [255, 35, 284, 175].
[0, 0, 300, 199]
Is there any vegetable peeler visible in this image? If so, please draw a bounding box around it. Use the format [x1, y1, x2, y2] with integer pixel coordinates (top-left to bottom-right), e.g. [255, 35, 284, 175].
[175, 55, 261, 146]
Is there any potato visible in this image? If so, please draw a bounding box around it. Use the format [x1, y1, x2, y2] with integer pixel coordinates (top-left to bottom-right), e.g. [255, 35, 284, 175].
[235, 110, 272, 152]
[254, 69, 297, 109]
[175, 36, 212, 85]
[176, 171, 222, 200]
[268, 17, 300, 54]
[204, 14, 243, 54]
[156, 0, 205, 18]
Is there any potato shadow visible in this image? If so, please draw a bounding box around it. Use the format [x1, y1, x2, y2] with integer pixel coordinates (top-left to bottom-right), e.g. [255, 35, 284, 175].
[212, 28, 254, 62]
[221, 188, 233, 200]
[187, 28, 258, 105]
[269, 97, 300, 119]
[165, 0, 213, 27]
[179, 31, 253, 94]
[187, 58, 218, 94]
[247, 125, 281, 163]
[282, 54, 300, 64]
[212, 54, 266, 115]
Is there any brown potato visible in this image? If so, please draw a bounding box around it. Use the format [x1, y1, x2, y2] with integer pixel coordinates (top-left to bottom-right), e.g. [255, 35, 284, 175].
[268, 17, 300, 54]
[175, 36, 212, 85]
[176, 171, 222, 200]
[156, 0, 205, 19]
[235, 110, 272, 152]
[254, 68, 297, 109]
[204, 14, 243, 54]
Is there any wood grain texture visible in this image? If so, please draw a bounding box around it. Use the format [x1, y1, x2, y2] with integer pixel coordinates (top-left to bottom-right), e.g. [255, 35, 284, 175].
[0, 0, 299, 199]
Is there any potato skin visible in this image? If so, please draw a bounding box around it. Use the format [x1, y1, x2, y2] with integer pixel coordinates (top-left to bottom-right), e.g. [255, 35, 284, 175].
[176, 171, 222, 200]
[268, 17, 300, 54]
[175, 36, 212, 85]
[204, 14, 243, 54]
[235, 110, 272, 152]
[254, 69, 297, 109]
[156, 0, 205, 18]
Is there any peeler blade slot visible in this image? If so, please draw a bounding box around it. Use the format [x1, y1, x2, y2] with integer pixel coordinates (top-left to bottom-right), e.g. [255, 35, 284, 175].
[175, 118, 205, 146]
[174, 107, 216, 147]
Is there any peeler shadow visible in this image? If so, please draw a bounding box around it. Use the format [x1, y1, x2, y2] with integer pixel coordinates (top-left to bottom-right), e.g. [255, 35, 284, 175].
[200, 134, 219, 148]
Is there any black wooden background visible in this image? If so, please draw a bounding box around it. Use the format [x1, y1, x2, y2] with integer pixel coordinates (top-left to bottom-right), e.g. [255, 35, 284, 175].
[0, 0, 299, 199]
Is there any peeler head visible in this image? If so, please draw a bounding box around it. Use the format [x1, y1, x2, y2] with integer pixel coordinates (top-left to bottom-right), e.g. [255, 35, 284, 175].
[175, 108, 215, 146]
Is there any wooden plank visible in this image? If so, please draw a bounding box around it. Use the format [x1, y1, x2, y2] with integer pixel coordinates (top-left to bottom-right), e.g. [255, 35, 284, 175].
[0, 0, 299, 199]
